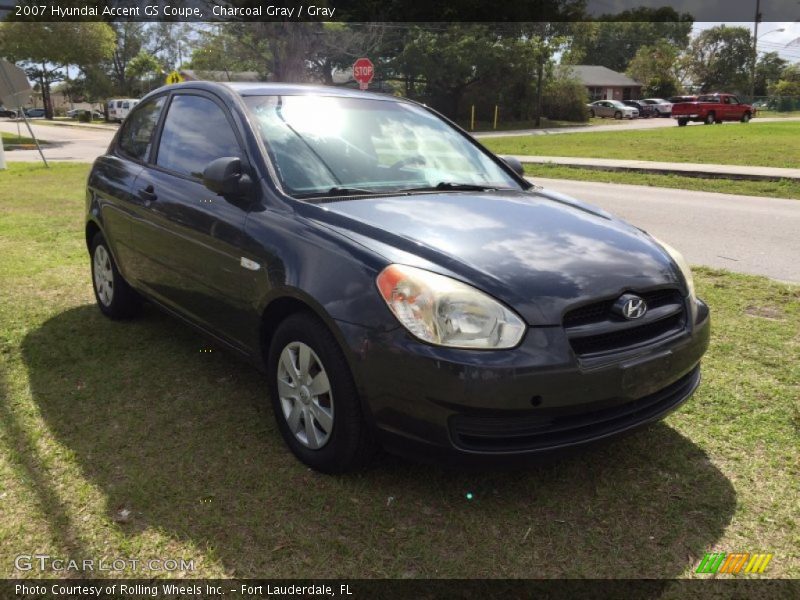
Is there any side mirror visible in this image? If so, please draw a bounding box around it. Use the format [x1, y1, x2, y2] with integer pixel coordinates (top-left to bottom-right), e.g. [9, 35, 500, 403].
[202, 157, 253, 197]
[499, 155, 525, 178]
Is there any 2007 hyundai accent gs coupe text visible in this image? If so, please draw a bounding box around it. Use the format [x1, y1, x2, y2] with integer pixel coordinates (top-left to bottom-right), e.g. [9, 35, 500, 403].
[86, 82, 710, 473]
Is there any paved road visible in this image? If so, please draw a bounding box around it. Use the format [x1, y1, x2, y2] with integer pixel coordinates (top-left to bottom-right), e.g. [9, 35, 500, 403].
[530, 177, 800, 283]
[475, 115, 800, 138]
[0, 120, 114, 162]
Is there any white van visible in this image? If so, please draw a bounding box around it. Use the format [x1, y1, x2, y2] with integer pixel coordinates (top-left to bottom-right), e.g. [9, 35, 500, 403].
[107, 98, 139, 122]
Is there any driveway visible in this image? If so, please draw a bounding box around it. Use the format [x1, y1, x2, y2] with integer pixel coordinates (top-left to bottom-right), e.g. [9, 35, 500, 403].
[1, 120, 115, 162]
[531, 177, 800, 283]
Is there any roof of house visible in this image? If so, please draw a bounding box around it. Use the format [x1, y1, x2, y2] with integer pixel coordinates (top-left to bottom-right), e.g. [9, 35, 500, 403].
[562, 65, 642, 87]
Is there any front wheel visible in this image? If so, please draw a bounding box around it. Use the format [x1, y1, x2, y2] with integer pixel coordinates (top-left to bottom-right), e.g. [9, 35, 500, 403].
[704, 113, 716, 125]
[614, 111, 622, 120]
[267, 313, 377, 473]
[588, 109, 595, 118]
[741, 112, 751, 123]
[90, 232, 141, 319]
[677, 119, 688, 127]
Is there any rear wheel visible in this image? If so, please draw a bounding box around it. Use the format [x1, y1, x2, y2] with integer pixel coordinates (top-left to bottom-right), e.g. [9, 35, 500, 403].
[741, 112, 751, 123]
[704, 113, 716, 125]
[90, 232, 141, 319]
[267, 313, 377, 473]
[677, 119, 688, 127]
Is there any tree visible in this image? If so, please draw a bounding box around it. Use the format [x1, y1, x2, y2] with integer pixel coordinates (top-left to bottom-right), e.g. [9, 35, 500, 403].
[626, 40, 680, 98]
[771, 64, 800, 100]
[754, 52, 787, 97]
[569, 9, 693, 72]
[0, 22, 115, 118]
[126, 51, 163, 93]
[686, 26, 752, 94]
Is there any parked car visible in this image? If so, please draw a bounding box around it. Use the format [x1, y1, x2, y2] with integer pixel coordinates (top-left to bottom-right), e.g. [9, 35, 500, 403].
[587, 100, 638, 119]
[671, 93, 754, 126]
[86, 82, 709, 472]
[0, 106, 17, 118]
[641, 98, 673, 117]
[67, 108, 105, 120]
[24, 108, 45, 118]
[107, 98, 139, 122]
[622, 100, 656, 118]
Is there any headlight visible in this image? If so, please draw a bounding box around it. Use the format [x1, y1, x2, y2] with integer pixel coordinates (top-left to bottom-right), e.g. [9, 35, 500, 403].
[376, 264, 525, 349]
[652, 237, 695, 299]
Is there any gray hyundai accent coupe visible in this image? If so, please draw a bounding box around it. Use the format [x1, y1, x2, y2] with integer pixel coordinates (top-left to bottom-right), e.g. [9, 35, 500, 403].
[86, 82, 710, 472]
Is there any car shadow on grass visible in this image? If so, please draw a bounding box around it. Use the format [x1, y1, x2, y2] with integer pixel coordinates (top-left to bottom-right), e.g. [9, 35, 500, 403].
[20, 304, 736, 578]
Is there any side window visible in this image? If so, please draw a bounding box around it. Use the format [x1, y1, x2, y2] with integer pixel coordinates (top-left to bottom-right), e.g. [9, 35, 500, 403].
[117, 96, 165, 161]
[728, 96, 739, 105]
[156, 94, 242, 179]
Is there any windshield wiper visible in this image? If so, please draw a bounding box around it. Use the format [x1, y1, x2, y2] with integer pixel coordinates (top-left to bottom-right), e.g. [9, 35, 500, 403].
[296, 186, 377, 199]
[398, 181, 505, 193]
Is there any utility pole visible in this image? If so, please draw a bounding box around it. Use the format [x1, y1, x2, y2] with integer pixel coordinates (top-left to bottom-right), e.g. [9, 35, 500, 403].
[750, 0, 761, 102]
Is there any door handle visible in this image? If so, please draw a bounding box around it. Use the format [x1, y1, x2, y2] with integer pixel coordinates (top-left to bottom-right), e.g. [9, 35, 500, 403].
[138, 185, 157, 203]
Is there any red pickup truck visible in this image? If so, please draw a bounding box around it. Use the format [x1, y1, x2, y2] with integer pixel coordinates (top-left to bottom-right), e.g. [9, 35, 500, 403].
[672, 93, 755, 126]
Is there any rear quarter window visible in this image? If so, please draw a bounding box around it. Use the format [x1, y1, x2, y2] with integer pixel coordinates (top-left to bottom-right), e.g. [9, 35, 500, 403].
[117, 96, 166, 161]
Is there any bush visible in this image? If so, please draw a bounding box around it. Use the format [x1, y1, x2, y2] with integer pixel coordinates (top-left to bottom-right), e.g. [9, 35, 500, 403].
[542, 74, 589, 122]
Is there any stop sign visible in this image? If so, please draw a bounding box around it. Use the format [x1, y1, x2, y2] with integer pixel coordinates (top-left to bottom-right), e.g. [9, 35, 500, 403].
[353, 58, 374, 90]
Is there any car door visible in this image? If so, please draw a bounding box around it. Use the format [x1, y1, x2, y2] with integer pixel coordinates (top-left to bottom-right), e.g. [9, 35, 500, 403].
[129, 91, 253, 349]
[725, 96, 741, 120]
[94, 94, 167, 282]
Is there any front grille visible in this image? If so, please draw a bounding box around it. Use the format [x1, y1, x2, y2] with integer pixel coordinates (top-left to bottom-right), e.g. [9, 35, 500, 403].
[449, 366, 699, 452]
[569, 313, 684, 356]
[563, 289, 686, 357]
[564, 289, 680, 327]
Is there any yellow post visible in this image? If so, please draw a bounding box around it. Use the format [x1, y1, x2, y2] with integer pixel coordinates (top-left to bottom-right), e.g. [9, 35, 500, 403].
[470, 105, 475, 131]
[493, 105, 499, 130]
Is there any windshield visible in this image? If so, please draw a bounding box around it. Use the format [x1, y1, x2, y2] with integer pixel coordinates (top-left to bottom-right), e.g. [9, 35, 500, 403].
[243, 95, 521, 198]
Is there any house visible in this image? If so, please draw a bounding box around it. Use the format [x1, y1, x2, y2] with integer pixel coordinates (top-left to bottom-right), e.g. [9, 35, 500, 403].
[564, 65, 643, 102]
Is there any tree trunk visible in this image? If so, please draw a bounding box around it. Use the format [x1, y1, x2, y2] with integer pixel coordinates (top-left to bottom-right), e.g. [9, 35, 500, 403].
[535, 61, 544, 128]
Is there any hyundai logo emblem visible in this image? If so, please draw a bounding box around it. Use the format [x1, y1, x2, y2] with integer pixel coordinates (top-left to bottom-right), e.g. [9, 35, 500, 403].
[614, 294, 648, 320]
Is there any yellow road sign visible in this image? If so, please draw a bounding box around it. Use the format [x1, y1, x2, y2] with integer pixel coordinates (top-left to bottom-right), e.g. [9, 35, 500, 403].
[165, 71, 184, 85]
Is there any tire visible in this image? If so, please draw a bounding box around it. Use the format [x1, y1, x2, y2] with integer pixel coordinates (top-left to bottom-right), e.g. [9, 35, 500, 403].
[614, 111, 622, 120]
[90, 232, 141, 319]
[267, 312, 377, 473]
[588, 109, 595, 118]
[704, 113, 715, 125]
[677, 119, 688, 127]
[741, 112, 751, 123]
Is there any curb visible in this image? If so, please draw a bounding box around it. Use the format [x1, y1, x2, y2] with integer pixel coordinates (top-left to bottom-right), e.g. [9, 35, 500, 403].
[516, 158, 800, 182]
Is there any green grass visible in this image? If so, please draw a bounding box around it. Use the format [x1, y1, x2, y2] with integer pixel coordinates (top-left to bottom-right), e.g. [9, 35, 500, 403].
[482, 121, 800, 168]
[524, 164, 800, 201]
[1, 162, 798, 579]
[2, 131, 42, 146]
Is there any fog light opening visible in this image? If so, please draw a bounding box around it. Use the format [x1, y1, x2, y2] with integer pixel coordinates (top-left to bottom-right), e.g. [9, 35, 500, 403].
[530, 395, 543, 407]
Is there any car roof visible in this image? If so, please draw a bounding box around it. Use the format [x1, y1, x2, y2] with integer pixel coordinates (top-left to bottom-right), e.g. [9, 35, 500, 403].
[157, 81, 411, 104]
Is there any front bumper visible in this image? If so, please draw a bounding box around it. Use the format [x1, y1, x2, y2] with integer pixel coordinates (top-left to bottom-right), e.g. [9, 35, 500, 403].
[337, 298, 710, 464]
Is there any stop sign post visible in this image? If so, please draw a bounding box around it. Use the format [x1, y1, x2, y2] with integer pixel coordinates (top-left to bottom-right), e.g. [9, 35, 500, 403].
[353, 58, 374, 91]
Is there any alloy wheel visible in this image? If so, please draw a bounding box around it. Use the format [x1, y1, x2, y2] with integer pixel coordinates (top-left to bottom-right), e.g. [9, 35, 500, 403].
[93, 245, 114, 306]
[277, 341, 334, 450]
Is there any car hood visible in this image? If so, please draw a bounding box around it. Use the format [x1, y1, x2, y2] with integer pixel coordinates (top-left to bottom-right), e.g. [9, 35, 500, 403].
[305, 188, 681, 325]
